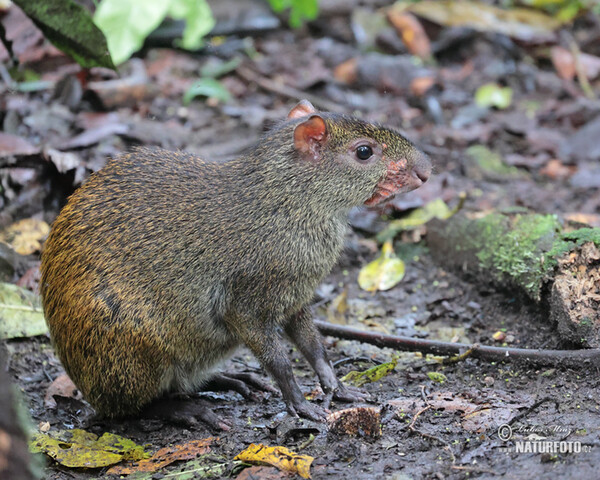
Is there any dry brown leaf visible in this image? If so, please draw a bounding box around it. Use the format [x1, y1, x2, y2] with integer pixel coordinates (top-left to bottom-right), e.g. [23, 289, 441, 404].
[551, 46, 600, 81]
[107, 438, 215, 475]
[387, 11, 431, 59]
[564, 213, 600, 228]
[539, 159, 576, 180]
[333, 58, 358, 84]
[44, 374, 82, 409]
[410, 76, 436, 96]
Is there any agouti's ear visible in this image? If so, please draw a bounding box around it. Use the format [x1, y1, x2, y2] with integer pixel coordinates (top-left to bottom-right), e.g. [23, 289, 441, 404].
[288, 100, 317, 119]
[293, 115, 327, 161]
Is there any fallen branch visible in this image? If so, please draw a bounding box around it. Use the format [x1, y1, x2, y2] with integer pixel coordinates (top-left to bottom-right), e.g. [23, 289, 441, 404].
[314, 320, 600, 369]
[236, 65, 345, 113]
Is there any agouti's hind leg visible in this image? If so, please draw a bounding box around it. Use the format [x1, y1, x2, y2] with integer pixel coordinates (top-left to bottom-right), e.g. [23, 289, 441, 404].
[285, 309, 369, 404]
[226, 312, 328, 421]
[204, 372, 278, 401]
[140, 396, 232, 431]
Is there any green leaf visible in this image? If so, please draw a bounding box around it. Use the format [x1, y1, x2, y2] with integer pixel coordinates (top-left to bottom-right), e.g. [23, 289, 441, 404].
[358, 240, 405, 292]
[475, 83, 513, 109]
[94, 0, 170, 65]
[267, 0, 319, 27]
[427, 372, 447, 383]
[341, 357, 398, 387]
[168, 0, 215, 51]
[0, 283, 47, 340]
[200, 57, 241, 79]
[183, 78, 231, 105]
[12, 0, 115, 69]
[376, 195, 466, 243]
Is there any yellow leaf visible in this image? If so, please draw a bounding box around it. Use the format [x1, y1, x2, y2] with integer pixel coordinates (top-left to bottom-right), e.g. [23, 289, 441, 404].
[235, 444, 313, 479]
[358, 240, 405, 292]
[29, 429, 147, 469]
[0, 218, 50, 255]
[397, 0, 563, 42]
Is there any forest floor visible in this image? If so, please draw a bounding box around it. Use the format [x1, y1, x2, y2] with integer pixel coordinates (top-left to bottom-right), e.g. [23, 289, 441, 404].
[2, 0, 600, 479]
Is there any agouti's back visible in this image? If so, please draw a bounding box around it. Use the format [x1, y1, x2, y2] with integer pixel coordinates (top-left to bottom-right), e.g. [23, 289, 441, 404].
[41, 101, 431, 421]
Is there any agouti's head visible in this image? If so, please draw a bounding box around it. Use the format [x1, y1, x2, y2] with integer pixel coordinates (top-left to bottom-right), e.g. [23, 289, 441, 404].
[283, 100, 431, 209]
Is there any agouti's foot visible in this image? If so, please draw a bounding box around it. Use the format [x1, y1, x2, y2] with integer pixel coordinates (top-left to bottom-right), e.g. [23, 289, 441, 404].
[141, 397, 232, 431]
[333, 384, 370, 403]
[205, 372, 278, 401]
[288, 400, 329, 422]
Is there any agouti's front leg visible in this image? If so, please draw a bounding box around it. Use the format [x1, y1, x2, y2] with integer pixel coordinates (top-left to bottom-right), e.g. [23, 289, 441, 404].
[285, 309, 367, 403]
[226, 313, 328, 421]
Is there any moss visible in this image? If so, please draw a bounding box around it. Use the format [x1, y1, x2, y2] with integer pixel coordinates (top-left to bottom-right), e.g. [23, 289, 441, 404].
[465, 145, 527, 180]
[468, 214, 561, 300]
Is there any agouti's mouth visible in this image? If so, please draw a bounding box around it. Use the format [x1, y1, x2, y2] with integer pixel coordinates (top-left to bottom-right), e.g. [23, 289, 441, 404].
[364, 161, 426, 206]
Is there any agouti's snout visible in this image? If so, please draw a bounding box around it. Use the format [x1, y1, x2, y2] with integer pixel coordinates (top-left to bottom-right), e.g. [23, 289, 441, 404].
[412, 152, 432, 184]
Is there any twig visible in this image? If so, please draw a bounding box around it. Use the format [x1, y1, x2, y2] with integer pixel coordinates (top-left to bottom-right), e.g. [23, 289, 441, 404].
[236, 65, 346, 113]
[408, 402, 456, 464]
[451, 465, 497, 474]
[314, 320, 600, 369]
[408, 404, 431, 430]
[508, 397, 559, 426]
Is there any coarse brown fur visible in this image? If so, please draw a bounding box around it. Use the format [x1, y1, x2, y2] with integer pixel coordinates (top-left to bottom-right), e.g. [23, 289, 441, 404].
[40, 104, 431, 420]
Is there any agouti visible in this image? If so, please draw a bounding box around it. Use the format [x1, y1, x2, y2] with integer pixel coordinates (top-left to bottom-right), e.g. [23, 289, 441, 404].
[40, 100, 431, 424]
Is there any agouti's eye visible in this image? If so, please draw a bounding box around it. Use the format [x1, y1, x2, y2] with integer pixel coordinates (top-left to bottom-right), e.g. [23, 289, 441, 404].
[356, 145, 373, 161]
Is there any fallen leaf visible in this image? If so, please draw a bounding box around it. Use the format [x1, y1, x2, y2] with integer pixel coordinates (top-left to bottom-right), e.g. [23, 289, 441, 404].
[387, 11, 431, 59]
[235, 444, 313, 479]
[377, 195, 465, 242]
[539, 159, 575, 180]
[564, 213, 600, 228]
[44, 374, 82, 409]
[0, 132, 40, 156]
[341, 357, 398, 387]
[0, 218, 50, 255]
[358, 240, 405, 292]
[551, 46, 600, 81]
[410, 76, 436, 96]
[333, 58, 358, 84]
[155, 457, 229, 479]
[389, 391, 528, 433]
[327, 407, 382, 437]
[183, 78, 231, 105]
[427, 372, 447, 383]
[107, 438, 214, 475]
[396, 0, 561, 43]
[326, 289, 348, 325]
[475, 83, 513, 109]
[492, 331, 507, 341]
[30, 429, 147, 468]
[0, 282, 47, 339]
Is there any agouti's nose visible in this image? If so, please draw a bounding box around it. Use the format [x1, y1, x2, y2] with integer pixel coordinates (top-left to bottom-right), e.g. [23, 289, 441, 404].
[412, 153, 432, 184]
